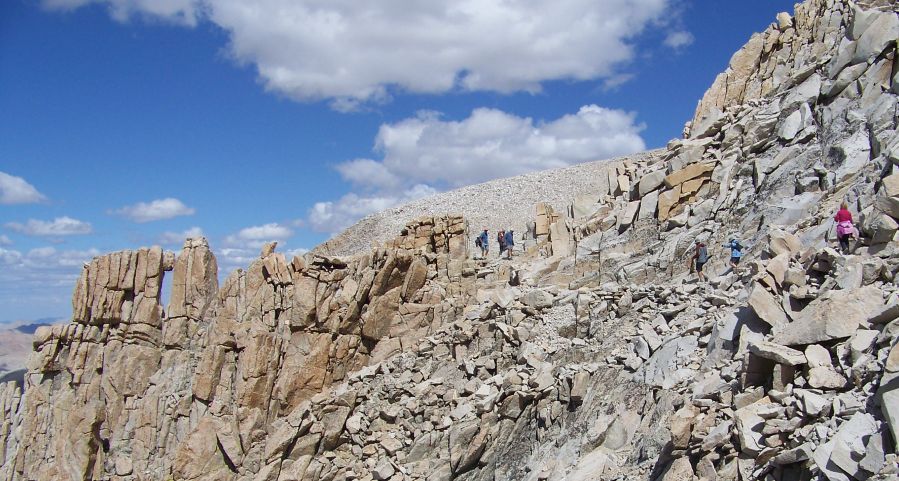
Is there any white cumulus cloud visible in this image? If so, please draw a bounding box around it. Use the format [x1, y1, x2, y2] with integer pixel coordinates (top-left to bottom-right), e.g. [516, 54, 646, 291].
[223, 223, 293, 249]
[284, 247, 309, 259]
[0, 235, 11, 246]
[227, 223, 293, 243]
[215, 247, 257, 272]
[0, 245, 102, 320]
[214, 245, 307, 274]
[336, 159, 402, 190]
[27, 247, 57, 259]
[308, 185, 438, 234]
[113, 197, 196, 223]
[0, 172, 47, 205]
[217, 222, 301, 271]
[43, 0, 677, 107]
[42, 0, 202, 25]
[0, 248, 22, 266]
[159, 226, 205, 245]
[337, 106, 646, 190]
[664, 30, 694, 49]
[5, 217, 93, 237]
[309, 105, 645, 234]
[2, 246, 101, 272]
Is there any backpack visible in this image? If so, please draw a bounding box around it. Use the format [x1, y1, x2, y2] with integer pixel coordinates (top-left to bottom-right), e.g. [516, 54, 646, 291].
[733, 240, 742, 252]
[475, 237, 482, 248]
[697, 245, 708, 263]
[836, 220, 855, 237]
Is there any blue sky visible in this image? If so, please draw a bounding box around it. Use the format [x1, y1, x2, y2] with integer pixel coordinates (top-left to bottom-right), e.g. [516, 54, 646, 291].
[0, 0, 797, 321]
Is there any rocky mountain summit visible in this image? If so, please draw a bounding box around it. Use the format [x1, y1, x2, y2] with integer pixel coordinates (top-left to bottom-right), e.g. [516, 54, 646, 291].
[2, 0, 899, 480]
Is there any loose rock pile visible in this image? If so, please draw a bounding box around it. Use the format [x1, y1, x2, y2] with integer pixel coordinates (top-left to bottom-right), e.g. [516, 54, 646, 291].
[1, 1, 899, 480]
[599, 234, 899, 480]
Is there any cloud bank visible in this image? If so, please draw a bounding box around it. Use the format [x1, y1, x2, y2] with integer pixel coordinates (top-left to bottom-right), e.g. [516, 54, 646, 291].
[338, 106, 646, 190]
[5, 217, 93, 237]
[113, 198, 196, 223]
[0, 245, 101, 320]
[43, 0, 675, 107]
[224, 223, 293, 248]
[0, 172, 47, 205]
[664, 31, 695, 49]
[217, 222, 304, 271]
[309, 105, 646, 233]
[308, 185, 439, 234]
[39, 0, 669, 248]
[158, 226, 205, 246]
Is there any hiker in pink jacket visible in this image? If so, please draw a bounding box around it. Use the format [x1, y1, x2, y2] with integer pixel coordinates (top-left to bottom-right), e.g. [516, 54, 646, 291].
[834, 202, 856, 254]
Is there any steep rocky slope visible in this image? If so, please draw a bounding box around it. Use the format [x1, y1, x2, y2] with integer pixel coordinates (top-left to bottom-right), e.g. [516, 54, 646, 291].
[2, 1, 899, 480]
[313, 150, 662, 258]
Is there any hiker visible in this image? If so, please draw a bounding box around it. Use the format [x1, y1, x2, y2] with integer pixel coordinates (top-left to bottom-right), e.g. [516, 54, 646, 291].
[504, 229, 515, 259]
[722, 238, 743, 269]
[690, 240, 709, 282]
[497, 230, 506, 256]
[834, 202, 856, 254]
[477, 229, 489, 258]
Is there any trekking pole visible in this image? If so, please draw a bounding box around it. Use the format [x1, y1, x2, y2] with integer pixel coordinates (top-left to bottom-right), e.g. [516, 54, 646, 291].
[597, 229, 604, 280]
[574, 236, 579, 277]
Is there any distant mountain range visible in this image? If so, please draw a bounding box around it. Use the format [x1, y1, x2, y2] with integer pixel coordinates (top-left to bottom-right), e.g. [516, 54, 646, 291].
[0, 317, 65, 330]
[0, 317, 65, 383]
[10, 318, 64, 334]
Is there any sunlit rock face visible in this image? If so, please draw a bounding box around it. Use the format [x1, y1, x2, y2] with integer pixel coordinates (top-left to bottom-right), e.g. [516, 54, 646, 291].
[3, 1, 899, 480]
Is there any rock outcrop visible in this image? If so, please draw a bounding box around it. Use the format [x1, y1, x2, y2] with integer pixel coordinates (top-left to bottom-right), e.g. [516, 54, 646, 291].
[1, 216, 479, 480]
[3, 1, 899, 480]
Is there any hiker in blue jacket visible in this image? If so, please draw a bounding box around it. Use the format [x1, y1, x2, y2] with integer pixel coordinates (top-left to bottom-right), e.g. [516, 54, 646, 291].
[476, 229, 489, 258]
[504, 229, 515, 259]
[723, 238, 743, 269]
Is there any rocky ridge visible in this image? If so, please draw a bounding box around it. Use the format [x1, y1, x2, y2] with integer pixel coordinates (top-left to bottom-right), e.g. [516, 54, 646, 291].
[1, 1, 899, 480]
[312, 150, 663, 258]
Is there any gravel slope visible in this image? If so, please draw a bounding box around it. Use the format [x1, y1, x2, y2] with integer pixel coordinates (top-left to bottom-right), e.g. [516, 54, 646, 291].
[314, 149, 664, 256]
